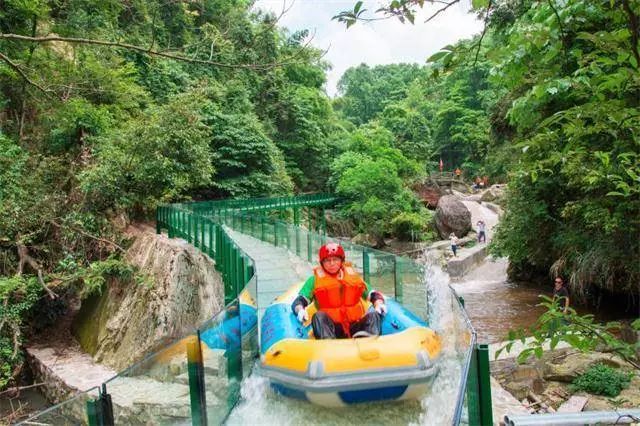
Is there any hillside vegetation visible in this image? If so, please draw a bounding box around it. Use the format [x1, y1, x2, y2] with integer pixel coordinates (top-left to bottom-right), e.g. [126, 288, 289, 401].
[0, 0, 638, 391]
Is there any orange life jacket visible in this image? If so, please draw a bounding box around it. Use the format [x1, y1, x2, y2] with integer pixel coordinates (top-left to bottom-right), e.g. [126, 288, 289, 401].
[313, 262, 367, 337]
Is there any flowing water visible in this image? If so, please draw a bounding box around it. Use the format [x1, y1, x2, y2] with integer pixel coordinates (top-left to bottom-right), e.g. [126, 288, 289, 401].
[226, 256, 472, 426]
[450, 257, 545, 343]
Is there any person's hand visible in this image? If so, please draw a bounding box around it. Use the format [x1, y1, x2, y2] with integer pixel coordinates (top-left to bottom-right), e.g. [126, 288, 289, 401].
[374, 300, 387, 315]
[296, 306, 309, 323]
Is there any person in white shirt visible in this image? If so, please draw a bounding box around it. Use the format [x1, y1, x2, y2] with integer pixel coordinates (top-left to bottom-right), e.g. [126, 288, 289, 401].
[477, 220, 486, 243]
[449, 233, 459, 257]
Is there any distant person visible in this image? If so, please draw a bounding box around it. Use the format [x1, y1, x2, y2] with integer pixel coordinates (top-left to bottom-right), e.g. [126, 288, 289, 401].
[477, 220, 486, 243]
[473, 177, 481, 190]
[553, 276, 570, 314]
[482, 175, 489, 187]
[454, 168, 462, 179]
[449, 233, 459, 257]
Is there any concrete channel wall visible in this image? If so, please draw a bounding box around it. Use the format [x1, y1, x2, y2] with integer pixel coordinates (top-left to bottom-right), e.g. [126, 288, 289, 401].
[447, 244, 488, 278]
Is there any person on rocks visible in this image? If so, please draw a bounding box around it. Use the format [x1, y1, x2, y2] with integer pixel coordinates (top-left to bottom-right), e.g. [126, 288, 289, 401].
[477, 220, 486, 243]
[450, 232, 459, 257]
[552, 276, 570, 314]
[291, 242, 387, 339]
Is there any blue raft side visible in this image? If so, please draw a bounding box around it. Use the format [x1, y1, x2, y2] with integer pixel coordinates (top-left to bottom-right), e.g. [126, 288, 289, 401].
[259, 298, 427, 354]
[200, 303, 257, 350]
[260, 303, 310, 355]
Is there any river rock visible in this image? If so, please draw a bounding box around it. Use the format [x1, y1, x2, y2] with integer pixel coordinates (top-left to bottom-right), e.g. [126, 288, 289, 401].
[435, 195, 471, 238]
[72, 225, 225, 370]
[543, 351, 627, 382]
[480, 184, 506, 204]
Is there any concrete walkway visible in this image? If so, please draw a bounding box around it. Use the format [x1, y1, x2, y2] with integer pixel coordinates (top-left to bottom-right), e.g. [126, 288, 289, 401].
[226, 228, 312, 319]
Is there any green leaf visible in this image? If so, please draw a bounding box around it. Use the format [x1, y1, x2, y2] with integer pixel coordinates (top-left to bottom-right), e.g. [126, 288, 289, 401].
[534, 347, 543, 358]
[472, 0, 489, 8]
[427, 51, 449, 63]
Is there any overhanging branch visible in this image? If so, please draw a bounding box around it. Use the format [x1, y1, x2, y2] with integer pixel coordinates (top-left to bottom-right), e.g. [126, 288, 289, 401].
[0, 51, 54, 98]
[0, 33, 309, 70]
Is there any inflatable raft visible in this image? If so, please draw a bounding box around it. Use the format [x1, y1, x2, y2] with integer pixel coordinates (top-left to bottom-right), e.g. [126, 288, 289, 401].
[258, 283, 442, 406]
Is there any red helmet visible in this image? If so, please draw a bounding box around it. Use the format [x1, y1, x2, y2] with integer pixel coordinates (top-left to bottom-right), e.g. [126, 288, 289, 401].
[319, 243, 345, 263]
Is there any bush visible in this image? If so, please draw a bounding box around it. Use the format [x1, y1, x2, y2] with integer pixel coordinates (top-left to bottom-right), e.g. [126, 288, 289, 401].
[391, 211, 434, 241]
[570, 364, 633, 397]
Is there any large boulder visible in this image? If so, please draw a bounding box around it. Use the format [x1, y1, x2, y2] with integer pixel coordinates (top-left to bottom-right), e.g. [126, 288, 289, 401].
[72, 225, 224, 370]
[435, 195, 472, 238]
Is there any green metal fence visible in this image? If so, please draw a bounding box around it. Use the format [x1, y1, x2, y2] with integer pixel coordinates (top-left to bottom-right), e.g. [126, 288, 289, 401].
[21, 193, 492, 426]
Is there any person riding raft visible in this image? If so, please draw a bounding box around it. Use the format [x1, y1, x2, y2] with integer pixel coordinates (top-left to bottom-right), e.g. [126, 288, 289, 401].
[291, 242, 387, 339]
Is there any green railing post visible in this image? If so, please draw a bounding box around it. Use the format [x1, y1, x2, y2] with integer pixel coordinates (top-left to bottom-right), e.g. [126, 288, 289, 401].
[261, 216, 265, 241]
[99, 384, 113, 426]
[194, 216, 200, 248]
[363, 248, 370, 283]
[168, 209, 175, 238]
[200, 216, 205, 250]
[187, 333, 207, 426]
[274, 221, 279, 247]
[321, 207, 326, 235]
[307, 232, 312, 262]
[208, 221, 214, 257]
[86, 398, 99, 426]
[293, 207, 300, 226]
[187, 214, 193, 243]
[478, 344, 493, 425]
[86, 384, 114, 426]
[467, 343, 481, 425]
[394, 257, 403, 303]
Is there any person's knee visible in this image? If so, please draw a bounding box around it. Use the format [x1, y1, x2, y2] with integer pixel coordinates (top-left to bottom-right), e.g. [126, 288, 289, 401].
[364, 311, 382, 334]
[312, 311, 330, 325]
[312, 311, 337, 339]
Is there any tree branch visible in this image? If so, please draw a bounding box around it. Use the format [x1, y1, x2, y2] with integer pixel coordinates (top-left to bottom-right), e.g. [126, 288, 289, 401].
[425, 0, 460, 23]
[547, 0, 570, 66]
[49, 220, 125, 253]
[473, 0, 493, 66]
[0, 51, 54, 98]
[0, 33, 305, 70]
[16, 242, 57, 300]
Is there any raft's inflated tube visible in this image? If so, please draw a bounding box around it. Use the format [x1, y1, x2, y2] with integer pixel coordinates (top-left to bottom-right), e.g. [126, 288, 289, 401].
[258, 284, 442, 406]
[200, 290, 258, 350]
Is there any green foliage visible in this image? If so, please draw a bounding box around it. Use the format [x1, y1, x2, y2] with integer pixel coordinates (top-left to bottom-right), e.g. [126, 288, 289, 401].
[570, 364, 633, 397]
[331, 125, 424, 244]
[490, 0, 640, 294]
[496, 296, 640, 370]
[78, 256, 137, 298]
[0, 276, 43, 388]
[80, 90, 214, 213]
[390, 211, 435, 242]
[336, 64, 426, 125]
